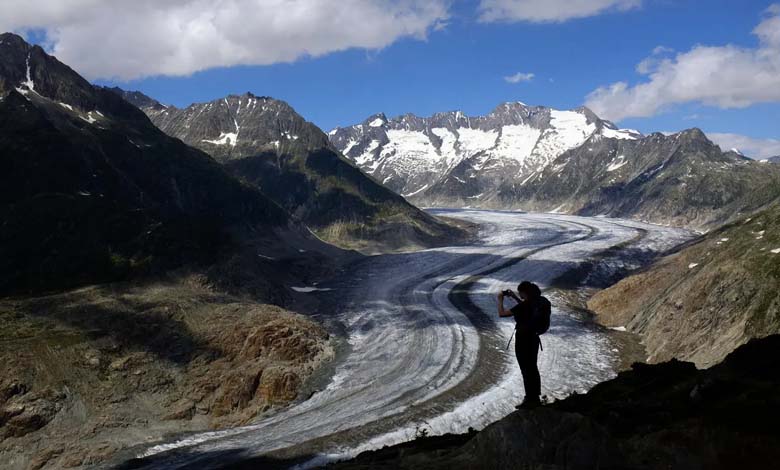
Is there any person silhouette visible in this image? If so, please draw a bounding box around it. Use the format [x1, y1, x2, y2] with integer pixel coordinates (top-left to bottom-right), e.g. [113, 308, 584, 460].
[498, 281, 550, 409]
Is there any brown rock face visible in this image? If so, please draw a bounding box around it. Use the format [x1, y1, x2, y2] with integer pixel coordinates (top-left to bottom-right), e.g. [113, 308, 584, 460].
[257, 367, 302, 404]
[0, 280, 334, 468]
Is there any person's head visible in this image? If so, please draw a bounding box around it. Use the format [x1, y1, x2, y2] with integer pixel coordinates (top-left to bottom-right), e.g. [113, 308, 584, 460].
[517, 281, 541, 301]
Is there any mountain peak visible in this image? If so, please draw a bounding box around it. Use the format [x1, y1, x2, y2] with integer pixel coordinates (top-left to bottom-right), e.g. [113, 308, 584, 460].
[122, 90, 331, 161]
[363, 112, 387, 127]
[108, 87, 168, 111]
[0, 32, 28, 47]
[676, 128, 711, 143]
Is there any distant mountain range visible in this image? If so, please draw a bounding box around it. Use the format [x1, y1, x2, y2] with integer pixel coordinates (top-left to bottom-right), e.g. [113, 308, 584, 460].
[330, 106, 780, 228]
[111, 88, 462, 252]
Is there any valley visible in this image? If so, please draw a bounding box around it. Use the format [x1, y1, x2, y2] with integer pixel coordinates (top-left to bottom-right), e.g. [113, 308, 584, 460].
[120, 210, 690, 469]
[2, 6, 780, 467]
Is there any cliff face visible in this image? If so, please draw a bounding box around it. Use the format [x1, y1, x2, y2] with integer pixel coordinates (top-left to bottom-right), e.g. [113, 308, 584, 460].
[327, 335, 780, 470]
[588, 203, 780, 367]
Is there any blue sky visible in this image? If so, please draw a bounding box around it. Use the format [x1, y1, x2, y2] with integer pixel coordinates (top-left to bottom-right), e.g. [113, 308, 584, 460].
[8, 0, 780, 157]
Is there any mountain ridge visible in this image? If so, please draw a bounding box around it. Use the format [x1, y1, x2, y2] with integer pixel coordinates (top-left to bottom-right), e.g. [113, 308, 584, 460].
[0, 32, 313, 294]
[112, 87, 466, 252]
[330, 104, 780, 229]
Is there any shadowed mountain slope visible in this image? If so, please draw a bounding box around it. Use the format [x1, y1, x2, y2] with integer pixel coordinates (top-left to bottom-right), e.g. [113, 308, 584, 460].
[113, 88, 466, 252]
[0, 33, 292, 294]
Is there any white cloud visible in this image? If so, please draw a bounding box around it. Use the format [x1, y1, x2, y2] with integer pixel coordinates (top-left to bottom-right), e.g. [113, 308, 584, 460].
[504, 71, 535, 83]
[707, 132, 780, 159]
[478, 0, 641, 23]
[586, 5, 780, 121]
[635, 45, 673, 74]
[0, 0, 449, 80]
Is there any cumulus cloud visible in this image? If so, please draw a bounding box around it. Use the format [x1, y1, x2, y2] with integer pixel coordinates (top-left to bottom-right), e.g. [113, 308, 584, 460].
[0, 0, 449, 80]
[504, 71, 535, 83]
[478, 0, 641, 23]
[585, 5, 780, 121]
[707, 132, 780, 159]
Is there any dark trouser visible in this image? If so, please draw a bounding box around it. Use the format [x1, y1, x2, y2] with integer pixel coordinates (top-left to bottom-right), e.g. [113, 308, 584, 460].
[515, 332, 541, 401]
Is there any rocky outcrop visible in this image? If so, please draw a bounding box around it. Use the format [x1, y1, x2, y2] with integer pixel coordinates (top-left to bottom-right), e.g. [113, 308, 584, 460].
[0, 278, 334, 469]
[327, 335, 780, 469]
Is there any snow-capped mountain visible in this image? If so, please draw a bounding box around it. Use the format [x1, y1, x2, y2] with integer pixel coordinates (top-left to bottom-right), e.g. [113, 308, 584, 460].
[329, 102, 641, 200]
[112, 89, 331, 162]
[330, 104, 780, 228]
[111, 88, 464, 251]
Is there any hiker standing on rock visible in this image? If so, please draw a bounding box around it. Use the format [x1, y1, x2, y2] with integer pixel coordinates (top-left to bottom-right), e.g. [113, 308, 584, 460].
[498, 281, 551, 409]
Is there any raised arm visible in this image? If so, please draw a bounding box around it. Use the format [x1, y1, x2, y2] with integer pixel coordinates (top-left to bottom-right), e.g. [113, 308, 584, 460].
[497, 291, 516, 317]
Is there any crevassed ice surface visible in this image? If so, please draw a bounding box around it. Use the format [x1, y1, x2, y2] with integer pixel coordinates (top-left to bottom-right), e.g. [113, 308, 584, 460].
[132, 210, 692, 469]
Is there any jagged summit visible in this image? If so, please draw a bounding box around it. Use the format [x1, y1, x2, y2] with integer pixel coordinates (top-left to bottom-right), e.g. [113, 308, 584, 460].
[329, 101, 640, 200]
[330, 102, 780, 228]
[111, 86, 463, 251]
[111, 87, 330, 161]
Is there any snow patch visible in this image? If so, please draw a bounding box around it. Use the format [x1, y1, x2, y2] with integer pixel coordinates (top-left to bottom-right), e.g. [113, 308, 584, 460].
[456, 127, 498, 157]
[688, 263, 699, 269]
[606, 155, 627, 172]
[356, 140, 381, 168]
[609, 326, 627, 332]
[291, 286, 333, 293]
[548, 110, 597, 149]
[548, 204, 567, 214]
[342, 139, 358, 156]
[203, 132, 238, 146]
[368, 117, 385, 127]
[17, 53, 35, 94]
[601, 127, 640, 140]
[403, 184, 429, 198]
[771, 248, 780, 254]
[489, 124, 541, 164]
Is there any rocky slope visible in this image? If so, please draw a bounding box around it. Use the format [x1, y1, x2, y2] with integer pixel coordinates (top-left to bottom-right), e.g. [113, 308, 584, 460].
[0, 32, 347, 468]
[325, 335, 780, 470]
[113, 88, 465, 252]
[0, 33, 301, 295]
[0, 277, 334, 469]
[588, 202, 780, 367]
[330, 106, 780, 229]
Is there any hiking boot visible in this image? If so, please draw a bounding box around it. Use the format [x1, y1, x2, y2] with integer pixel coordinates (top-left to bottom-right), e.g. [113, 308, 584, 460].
[515, 398, 541, 410]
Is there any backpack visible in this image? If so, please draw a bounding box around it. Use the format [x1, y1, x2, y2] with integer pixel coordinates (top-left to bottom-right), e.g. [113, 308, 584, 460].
[532, 297, 551, 335]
